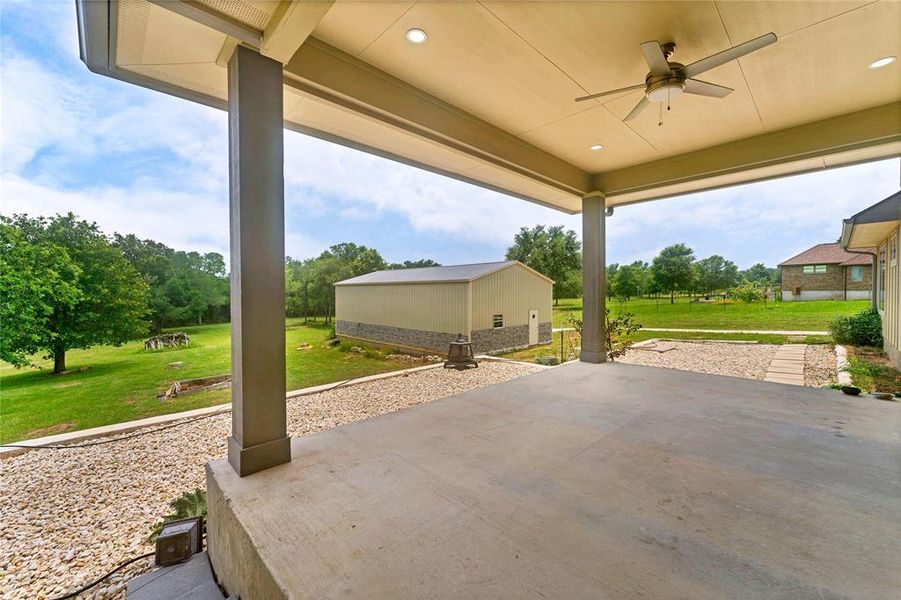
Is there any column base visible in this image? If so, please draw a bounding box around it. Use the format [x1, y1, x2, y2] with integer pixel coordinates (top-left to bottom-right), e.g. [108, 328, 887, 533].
[228, 435, 291, 477]
[580, 350, 607, 364]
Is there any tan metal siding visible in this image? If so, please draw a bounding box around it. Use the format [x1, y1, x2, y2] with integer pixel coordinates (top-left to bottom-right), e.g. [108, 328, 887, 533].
[336, 282, 468, 334]
[471, 264, 553, 330]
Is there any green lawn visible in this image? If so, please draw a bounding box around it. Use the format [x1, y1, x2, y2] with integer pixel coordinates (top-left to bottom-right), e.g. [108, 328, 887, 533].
[552, 297, 869, 330]
[0, 319, 408, 444]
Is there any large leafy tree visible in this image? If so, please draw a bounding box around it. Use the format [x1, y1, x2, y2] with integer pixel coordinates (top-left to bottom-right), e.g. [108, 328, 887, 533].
[651, 243, 696, 303]
[2, 214, 149, 373]
[506, 225, 581, 304]
[694, 255, 739, 295]
[612, 264, 640, 301]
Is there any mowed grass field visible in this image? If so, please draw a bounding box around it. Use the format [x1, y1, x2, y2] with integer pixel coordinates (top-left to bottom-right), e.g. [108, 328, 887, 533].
[552, 297, 869, 330]
[0, 320, 408, 444]
[1, 298, 869, 443]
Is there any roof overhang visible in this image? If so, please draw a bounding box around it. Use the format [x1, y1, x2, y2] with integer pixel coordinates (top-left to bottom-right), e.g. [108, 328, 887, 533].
[77, 0, 901, 213]
[841, 192, 901, 249]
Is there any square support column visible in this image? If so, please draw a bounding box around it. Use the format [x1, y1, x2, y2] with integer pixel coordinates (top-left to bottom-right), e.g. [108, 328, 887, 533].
[581, 193, 606, 363]
[227, 45, 290, 476]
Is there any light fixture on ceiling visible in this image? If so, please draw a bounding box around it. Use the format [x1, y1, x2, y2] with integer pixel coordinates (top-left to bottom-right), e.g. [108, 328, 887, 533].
[406, 28, 427, 44]
[589, 144, 604, 151]
[869, 56, 897, 69]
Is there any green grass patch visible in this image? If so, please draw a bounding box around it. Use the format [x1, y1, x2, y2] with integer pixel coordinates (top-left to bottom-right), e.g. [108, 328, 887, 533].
[552, 297, 867, 330]
[0, 319, 409, 443]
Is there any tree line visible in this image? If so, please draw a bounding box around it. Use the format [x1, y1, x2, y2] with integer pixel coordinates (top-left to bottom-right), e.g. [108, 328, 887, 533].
[1, 214, 438, 372]
[505, 226, 779, 304]
[286, 243, 439, 323]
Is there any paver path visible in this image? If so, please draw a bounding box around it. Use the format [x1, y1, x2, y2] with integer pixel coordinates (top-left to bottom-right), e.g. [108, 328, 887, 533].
[763, 344, 807, 385]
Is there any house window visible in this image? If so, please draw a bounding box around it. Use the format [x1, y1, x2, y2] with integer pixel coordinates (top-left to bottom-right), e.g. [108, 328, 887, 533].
[850, 266, 864, 282]
[493, 314, 504, 328]
[802, 265, 826, 274]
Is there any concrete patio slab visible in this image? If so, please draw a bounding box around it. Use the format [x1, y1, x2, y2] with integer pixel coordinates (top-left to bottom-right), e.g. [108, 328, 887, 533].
[207, 362, 901, 600]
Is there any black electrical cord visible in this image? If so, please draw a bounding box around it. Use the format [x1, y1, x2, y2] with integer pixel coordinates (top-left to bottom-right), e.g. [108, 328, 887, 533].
[0, 369, 388, 451]
[51, 551, 154, 600]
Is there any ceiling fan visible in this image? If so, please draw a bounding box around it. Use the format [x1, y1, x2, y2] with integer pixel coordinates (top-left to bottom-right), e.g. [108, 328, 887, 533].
[575, 32, 777, 122]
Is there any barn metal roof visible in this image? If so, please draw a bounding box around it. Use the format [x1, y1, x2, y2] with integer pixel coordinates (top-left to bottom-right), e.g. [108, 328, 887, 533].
[335, 261, 552, 286]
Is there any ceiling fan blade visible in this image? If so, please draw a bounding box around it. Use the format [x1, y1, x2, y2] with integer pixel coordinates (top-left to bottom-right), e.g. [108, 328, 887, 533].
[623, 96, 650, 121]
[640, 41, 673, 76]
[682, 32, 777, 78]
[684, 78, 733, 98]
[575, 83, 645, 103]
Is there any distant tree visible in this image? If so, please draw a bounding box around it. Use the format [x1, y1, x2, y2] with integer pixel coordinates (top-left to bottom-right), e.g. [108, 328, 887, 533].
[651, 244, 696, 303]
[113, 235, 228, 330]
[612, 264, 640, 301]
[694, 255, 739, 296]
[309, 243, 387, 323]
[605, 263, 620, 300]
[742, 262, 771, 283]
[506, 225, 581, 305]
[389, 259, 440, 269]
[556, 269, 582, 300]
[2, 214, 149, 373]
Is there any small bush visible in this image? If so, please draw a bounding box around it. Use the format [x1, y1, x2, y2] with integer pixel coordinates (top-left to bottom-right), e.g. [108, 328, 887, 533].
[830, 310, 883, 347]
[327, 323, 336, 340]
[535, 355, 559, 366]
[150, 488, 207, 540]
[337, 342, 353, 352]
[729, 282, 763, 303]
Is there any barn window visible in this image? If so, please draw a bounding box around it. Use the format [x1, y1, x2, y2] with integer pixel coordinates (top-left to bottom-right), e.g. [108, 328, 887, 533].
[493, 314, 504, 328]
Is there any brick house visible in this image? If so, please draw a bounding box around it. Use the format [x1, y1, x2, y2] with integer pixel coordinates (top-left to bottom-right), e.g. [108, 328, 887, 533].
[778, 243, 873, 301]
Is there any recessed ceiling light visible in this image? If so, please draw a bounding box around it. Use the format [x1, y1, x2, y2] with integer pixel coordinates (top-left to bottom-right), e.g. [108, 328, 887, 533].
[406, 28, 427, 44]
[590, 144, 604, 152]
[869, 56, 897, 69]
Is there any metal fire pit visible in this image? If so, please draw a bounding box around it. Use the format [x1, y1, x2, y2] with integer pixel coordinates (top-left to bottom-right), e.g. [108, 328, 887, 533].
[444, 334, 478, 370]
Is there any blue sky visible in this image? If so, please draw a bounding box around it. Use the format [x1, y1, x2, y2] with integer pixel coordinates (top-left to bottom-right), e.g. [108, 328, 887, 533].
[2, 2, 899, 270]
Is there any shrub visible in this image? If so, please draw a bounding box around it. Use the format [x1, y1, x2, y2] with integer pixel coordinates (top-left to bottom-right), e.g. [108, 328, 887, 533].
[150, 488, 207, 540]
[830, 310, 883, 347]
[567, 308, 641, 362]
[327, 323, 336, 340]
[729, 282, 763, 303]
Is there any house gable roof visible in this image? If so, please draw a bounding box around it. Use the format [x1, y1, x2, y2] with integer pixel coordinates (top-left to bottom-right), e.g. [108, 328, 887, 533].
[335, 261, 553, 286]
[778, 242, 873, 267]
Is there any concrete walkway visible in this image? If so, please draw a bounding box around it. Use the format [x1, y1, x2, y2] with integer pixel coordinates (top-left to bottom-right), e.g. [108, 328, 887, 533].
[642, 327, 828, 335]
[763, 344, 807, 385]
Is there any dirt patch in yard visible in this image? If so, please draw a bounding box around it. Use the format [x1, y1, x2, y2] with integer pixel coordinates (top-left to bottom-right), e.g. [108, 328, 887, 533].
[24, 422, 75, 438]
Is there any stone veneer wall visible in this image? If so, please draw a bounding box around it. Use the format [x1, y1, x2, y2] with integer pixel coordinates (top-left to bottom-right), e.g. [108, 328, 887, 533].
[337, 320, 552, 355]
[336, 320, 461, 353]
[471, 322, 552, 354]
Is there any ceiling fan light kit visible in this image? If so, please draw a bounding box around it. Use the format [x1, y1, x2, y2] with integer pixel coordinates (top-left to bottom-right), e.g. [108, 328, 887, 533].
[576, 32, 778, 124]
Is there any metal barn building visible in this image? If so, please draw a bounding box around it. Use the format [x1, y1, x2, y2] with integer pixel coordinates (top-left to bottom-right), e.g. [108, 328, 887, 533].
[335, 261, 553, 354]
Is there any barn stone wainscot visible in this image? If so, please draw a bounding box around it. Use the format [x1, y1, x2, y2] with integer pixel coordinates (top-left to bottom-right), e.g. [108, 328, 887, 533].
[334, 261, 553, 355]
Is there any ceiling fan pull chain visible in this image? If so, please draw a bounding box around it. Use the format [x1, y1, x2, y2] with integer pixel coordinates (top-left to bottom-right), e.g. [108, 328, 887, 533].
[658, 101, 663, 127]
[667, 85, 671, 111]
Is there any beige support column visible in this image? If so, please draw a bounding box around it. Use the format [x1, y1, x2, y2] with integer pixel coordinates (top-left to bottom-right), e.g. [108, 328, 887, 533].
[227, 45, 290, 476]
[581, 193, 606, 363]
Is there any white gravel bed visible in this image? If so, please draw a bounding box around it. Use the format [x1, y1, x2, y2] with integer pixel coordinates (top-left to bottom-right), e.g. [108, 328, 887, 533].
[619, 341, 778, 380]
[804, 344, 837, 388]
[0, 362, 540, 600]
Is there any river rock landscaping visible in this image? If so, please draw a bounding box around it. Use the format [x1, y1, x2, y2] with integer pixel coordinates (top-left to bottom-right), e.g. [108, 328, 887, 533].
[0, 362, 541, 599]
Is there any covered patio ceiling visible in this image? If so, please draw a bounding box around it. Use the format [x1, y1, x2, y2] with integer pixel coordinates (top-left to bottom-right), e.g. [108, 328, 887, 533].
[78, 0, 901, 213]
